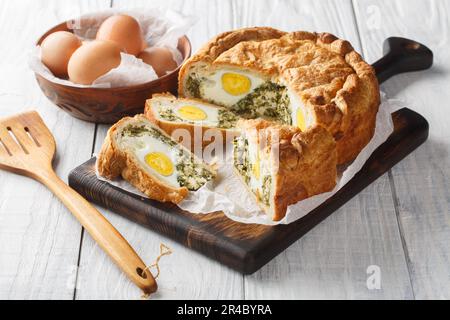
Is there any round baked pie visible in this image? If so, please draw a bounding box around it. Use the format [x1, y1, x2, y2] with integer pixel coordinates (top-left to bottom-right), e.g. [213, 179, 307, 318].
[178, 27, 380, 164]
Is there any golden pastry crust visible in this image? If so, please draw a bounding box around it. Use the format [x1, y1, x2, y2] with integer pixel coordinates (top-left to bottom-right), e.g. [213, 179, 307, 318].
[144, 93, 239, 151]
[179, 27, 380, 164]
[237, 119, 337, 221]
[97, 114, 189, 204]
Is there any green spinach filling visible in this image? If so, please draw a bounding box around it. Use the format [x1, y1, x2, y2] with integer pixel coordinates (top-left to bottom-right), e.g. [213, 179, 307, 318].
[157, 107, 183, 123]
[231, 82, 292, 124]
[175, 150, 214, 191]
[121, 124, 177, 147]
[157, 105, 239, 129]
[217, 109, 239, 128]
[233, 137, 251, 184]
[185, 75, 202, 98]
[261, 175, 272, 206]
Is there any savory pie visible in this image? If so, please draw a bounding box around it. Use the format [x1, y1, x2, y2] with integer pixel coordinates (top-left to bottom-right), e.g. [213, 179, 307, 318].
[178, 27, 380, 164]
[233, 118, 337, 221]
[97, 114, 216, 204]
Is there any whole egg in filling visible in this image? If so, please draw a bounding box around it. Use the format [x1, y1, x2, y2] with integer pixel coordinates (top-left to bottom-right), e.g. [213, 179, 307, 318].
[186, 69, 298, 124]
[185, 68, 315, 134]
[119, 124, 214, 190]
[196, 69, 265, 107]
[135, 137, 180, 187]
[153, 98, 239, 129]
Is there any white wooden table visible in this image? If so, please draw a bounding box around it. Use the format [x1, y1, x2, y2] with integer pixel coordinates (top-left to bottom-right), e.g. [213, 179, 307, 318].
[0, 0, 449, 300]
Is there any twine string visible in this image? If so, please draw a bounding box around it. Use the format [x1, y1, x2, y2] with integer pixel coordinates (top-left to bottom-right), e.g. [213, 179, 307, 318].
[140, 243, 172, 299]
[143, 243, 172, 279]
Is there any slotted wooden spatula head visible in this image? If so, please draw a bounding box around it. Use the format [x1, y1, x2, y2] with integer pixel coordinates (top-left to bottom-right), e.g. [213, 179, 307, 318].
[0, 111, 56, 178]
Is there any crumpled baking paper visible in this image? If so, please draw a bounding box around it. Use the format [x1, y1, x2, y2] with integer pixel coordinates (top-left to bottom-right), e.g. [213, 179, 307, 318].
[95, 93, 405, 226]
[28, 8, 194, 88]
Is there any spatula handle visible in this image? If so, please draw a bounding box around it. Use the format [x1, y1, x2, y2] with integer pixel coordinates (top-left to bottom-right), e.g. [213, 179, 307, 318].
[37, 168, 157, 294]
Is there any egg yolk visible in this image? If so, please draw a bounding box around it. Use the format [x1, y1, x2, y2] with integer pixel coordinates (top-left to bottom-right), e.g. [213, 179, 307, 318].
[296, 108, 306, 131]
[145, 152, 174, 176]
[177, 105, 207, 121]
[255, 189, 262, 203]
[221, 73, 251, 96]
[252, 151, 260, 180]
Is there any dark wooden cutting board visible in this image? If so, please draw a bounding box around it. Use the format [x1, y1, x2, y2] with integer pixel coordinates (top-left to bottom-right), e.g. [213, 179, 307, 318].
[68, 108, 428, 274]
[68, 37, 433, 274]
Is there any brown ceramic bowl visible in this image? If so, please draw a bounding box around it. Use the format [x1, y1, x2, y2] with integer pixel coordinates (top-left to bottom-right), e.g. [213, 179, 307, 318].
[35, 21, 191, 124]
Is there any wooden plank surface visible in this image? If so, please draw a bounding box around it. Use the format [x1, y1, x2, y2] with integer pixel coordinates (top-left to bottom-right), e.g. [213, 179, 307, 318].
[353, 0, 450, 299]
[0, 0, 109, 299]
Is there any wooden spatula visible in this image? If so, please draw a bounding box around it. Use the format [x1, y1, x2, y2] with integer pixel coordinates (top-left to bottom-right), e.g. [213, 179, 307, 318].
[0, 111, 157, 294]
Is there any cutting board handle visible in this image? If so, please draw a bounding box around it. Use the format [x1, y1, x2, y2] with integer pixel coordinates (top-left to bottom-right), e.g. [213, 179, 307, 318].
[372, 37, 433, 84]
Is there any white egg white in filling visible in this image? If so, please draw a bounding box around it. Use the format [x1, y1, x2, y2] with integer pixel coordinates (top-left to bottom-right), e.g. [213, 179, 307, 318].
[117, 123, 214, 191]
[286, 89, 315, 131]
[151, 97, 239, 129]
[186, 68, 265, 107]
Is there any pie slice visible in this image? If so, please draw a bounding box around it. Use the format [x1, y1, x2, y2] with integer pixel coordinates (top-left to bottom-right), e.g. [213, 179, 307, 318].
[179, 27, 380, 164]
[97, 114, 216, 204]
[233, 119, 337, 221]
[144, 93, 240, 149]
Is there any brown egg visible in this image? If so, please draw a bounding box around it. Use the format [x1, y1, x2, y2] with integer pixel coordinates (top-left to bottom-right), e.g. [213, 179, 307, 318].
[68, 40, 121, 85]
[41, 31, 82, 78]
[138, 47, 178, 77]
[141, 38, 148, 50]
[96, 14, 144, 56]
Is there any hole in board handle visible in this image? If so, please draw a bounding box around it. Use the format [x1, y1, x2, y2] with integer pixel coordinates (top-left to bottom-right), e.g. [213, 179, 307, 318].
[403, 41, 421, 51]
[136, 267, 147, 279]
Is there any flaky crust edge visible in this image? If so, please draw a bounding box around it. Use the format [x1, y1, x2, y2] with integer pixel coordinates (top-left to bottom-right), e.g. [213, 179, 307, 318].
[96, 114, 189, 204]
[273, 125, 337, 220]
[238, 119, 337, 221]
